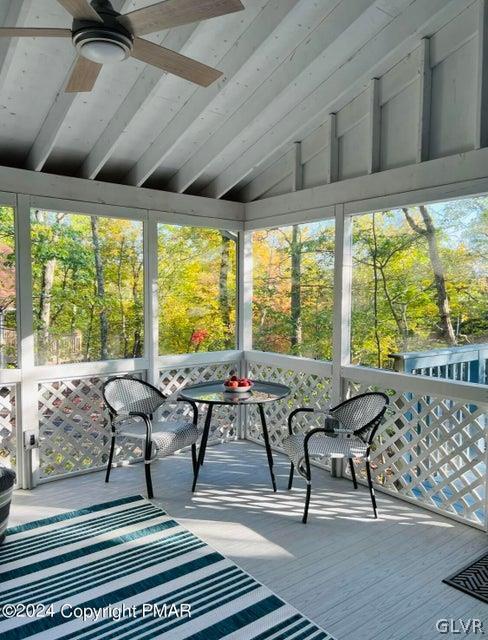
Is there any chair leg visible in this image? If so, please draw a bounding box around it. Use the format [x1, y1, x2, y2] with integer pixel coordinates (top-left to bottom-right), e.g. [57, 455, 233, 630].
[105, 434, 115, 483]
[191, 443, 197, 474]
[349, 458, 358, 489]
[287, 463, 294, 490]
[365, 459, 377, 518]
[302, 481, 312, 524]
[144, 441, 154, 500]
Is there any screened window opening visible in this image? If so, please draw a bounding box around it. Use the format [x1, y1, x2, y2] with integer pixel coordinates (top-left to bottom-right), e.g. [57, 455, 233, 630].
[0, 205, 16, 368]
[31, 210, 144, 365]
[252, 220, 335, 359]
[158, 224, 237, 355]
[351, 195, 488, 383]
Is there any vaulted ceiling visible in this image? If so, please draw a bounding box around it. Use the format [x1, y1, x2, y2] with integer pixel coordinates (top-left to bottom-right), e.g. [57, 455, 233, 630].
[0, 0, 470, 200]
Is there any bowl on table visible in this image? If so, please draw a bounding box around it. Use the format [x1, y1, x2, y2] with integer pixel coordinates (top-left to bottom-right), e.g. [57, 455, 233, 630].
[222, 377, 254, 393]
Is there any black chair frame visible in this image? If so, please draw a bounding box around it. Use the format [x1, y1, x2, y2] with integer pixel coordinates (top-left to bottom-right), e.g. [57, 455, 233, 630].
[102, 376, 198, 499]
[287, 392, 389, 523]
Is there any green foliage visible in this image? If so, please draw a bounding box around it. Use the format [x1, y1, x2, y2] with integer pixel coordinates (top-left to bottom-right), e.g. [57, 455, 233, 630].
[252, 199, 488, 369]
[253, 222, 335, 358]
[158, 225, 236, 354]
[30, 211, 144, 364]
[1, 196, 486, 370]
[0, 206, 16, 366]
[351, 203, 488, 367]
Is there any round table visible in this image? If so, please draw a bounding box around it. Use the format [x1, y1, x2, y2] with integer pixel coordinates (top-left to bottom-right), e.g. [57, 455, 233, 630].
[179, 380, 290, 492]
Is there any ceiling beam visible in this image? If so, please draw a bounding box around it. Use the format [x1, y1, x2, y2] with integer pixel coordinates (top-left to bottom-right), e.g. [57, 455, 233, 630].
[0, 1, 33, 90]
[77, 22, 198, 180]
[79, 0, 264, 182]
[474, 0, 488, 148]
[238, 147, 295, 202]
[202, 0, 467, 198]
[165, 0, 393, 195]
[24, 0, 127, 173]
[123, 0, 313, 187]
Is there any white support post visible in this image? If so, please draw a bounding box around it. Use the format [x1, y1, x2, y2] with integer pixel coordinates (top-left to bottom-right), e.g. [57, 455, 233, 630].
[144, 216, 159, 386]
[475, 0, 488, 149]
[237, 231, 253, 353]
[292, 141, 303, 191]
[238, 229, 253, 439]
[326, 113, 338, 184]
[16, 194, 38, 488]
[331, 203, 352, 477]
[417, 38, 432, 162]
[367, 78, 381, 174]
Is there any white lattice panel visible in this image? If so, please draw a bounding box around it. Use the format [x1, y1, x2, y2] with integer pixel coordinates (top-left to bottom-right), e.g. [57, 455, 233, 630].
[159, 362, 241, 441]
[39, 374, 144, 479]
[0, 385, 16, 470]
[246, 363, 332, 454]
[345, 377, 487, 527]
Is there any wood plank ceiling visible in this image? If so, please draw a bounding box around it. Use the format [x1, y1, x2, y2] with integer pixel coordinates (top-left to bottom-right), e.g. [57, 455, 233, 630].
[0, 0, 471, 201]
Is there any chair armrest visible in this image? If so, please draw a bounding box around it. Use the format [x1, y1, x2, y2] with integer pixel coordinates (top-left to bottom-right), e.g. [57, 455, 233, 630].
[288, 407, 315, 435]
[287, 407, 334, 435]
[176, 397, 198, 425]
[303, 427, 331, 450]
[127, 411, 152, 439]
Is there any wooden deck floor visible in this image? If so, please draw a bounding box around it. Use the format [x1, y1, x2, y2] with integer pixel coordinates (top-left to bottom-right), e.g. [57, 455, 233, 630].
[11, 441, 488, 640]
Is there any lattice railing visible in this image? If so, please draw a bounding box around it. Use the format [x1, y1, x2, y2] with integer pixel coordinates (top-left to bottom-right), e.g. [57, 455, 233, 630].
[343, 367, 488, 528]
[245, 353, 333, 457]
[159, 360, 241, 442]
[0, 384, 16, 470]
[39, 373, 145, 479]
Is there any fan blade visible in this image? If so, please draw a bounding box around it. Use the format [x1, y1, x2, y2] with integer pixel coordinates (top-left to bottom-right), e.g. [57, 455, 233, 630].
[118, 0, 244, 36]
[56, 0, 103, 22]
[0, 28, 72, 37]
[65, 56, 102, 92]
[131, 38, 222, 87]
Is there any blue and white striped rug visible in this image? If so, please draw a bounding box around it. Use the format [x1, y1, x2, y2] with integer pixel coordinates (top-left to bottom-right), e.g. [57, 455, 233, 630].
[0, 495, 333, 640]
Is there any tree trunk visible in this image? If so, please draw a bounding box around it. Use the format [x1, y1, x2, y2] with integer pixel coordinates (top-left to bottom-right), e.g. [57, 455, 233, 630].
[116, 238, 128, 357]
[371, 213, 382, 367]
[378, 264, 409, 349]
[38, 257, 56, 364]
[91, 216, 109, 360]
[218, 233, 231, 338]
[403, 206, 456, 345]
[131, 251, 143, 358]
[290, 225, 302, 354]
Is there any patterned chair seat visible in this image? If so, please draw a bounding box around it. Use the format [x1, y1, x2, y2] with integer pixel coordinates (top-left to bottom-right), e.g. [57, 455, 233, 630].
[282, 432, 368, 477]
[115, 418, 198, 457]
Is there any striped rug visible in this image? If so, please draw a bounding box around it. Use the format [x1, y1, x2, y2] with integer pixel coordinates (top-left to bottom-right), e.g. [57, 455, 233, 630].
[0, 495, 333, 640]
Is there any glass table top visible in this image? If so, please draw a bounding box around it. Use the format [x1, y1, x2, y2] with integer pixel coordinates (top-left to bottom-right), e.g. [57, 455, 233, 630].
[178, 380, 291, 405]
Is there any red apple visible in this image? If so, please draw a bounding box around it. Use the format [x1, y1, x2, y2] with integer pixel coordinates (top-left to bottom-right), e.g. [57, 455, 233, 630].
[230, 375, 238, 382]
[228, 380, 239, 388]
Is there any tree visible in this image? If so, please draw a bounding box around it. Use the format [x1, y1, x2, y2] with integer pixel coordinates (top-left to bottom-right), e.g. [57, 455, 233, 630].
[403, 206, 457, 345]
[218, 233, 231, 338]
[90, 216, 109, 360]
[290, 225, 302, 354]
[0, 243, 15, 368]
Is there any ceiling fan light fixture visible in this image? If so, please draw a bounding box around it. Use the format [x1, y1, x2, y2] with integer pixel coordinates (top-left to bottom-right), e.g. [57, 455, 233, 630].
[73, 28, 132, 64]
[80, 39, 126, 63]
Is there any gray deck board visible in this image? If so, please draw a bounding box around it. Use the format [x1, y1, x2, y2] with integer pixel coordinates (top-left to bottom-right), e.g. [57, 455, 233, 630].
[10, 441, 488, 640]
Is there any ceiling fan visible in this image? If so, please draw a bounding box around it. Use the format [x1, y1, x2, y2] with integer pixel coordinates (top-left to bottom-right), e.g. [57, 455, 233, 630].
[0, 0, 244, 92]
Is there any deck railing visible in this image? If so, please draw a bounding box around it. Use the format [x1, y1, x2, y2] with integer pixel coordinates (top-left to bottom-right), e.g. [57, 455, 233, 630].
[389, 344, 488, 385]
[2, 348, 487, 530]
